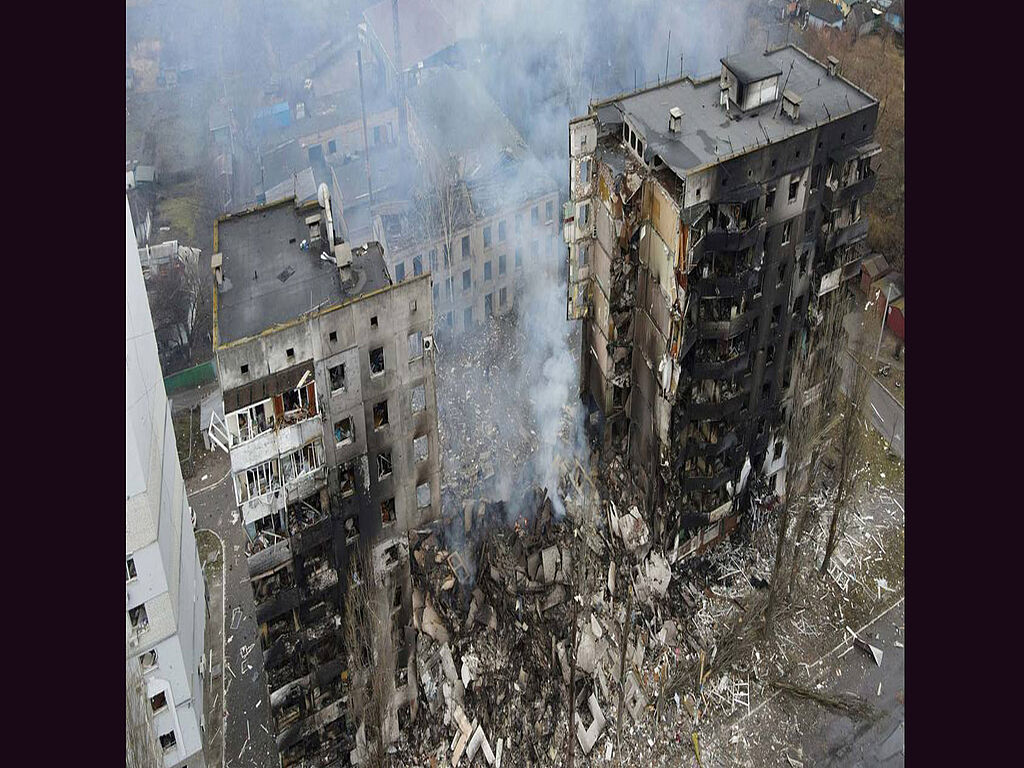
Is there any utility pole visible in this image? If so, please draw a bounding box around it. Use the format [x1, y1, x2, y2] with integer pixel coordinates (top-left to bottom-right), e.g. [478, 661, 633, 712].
[357, 50, 374, 205]
[874, 283, 894, 359]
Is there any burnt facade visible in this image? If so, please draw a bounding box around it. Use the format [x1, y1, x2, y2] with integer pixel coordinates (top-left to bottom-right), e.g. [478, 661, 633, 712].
[566, 46, 879, 553]
[210, 190, 441, 766]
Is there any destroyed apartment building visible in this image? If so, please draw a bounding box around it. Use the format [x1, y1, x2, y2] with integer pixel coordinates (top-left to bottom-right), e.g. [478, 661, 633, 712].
[207, 185, 442, 766]
[371, 67, 561, 335]
[566, 46, 879, 555]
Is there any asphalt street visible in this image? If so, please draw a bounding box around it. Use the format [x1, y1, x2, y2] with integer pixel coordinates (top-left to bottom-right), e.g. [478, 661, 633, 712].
[189, 447, 280, 768]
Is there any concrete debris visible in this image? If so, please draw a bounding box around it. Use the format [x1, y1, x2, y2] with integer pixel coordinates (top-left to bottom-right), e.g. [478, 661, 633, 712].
[575, 693, 607, 754]
[618, 506, 650, 554]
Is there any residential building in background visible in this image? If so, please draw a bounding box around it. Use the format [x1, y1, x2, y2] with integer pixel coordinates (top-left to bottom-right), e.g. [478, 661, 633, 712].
[208, 187, 441, 766]
[566, 45, 879, 553]
[126, 196, 208, 768]
[371, 67, 560, 334]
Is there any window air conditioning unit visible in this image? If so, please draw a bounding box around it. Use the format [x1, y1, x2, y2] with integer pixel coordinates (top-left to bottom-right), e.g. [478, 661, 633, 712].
[423, 335, 434, 352]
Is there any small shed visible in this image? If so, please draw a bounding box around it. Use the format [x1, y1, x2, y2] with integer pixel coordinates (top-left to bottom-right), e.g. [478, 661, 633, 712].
[860, 253, 891, 294]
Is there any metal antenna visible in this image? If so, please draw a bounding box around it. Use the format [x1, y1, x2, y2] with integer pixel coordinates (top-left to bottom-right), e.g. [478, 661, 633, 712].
[665, 30, 671, 81]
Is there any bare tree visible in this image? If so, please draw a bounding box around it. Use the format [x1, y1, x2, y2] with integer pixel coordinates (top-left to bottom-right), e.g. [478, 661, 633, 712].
[415, 154, 472, 277]
[344, 544, 396, 768]
[764, 353, 817, 640]
[821, 325, 871, 575]
[785, 292, 848, 597]
[126, 635, 163, 768]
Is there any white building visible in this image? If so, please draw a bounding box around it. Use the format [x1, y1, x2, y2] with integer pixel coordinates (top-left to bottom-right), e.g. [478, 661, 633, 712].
[126, 196, 208, 768]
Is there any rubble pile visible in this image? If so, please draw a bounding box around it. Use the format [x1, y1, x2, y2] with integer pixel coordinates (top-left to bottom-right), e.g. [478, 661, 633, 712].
[435, 316, 540, 504]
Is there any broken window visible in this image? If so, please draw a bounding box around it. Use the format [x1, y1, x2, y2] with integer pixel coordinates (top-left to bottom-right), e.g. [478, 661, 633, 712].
[462, 269, 471, 291]
[240, 364, 249, 375]
[798, 251, 808, 277]
[416, 482, 431, 508]
[150, 691, 167, 712]
[373, 400, 389, 429]
[782, 221, 792, 245]
[328, 363, 346, 392]
[126, 556, 137, 582]
[129, 604, 149, 631]
[140, 649, 157, 672]
[464, 307, 473, 329]
[412, 384, 426, 413]
[810, 164, 821, 191]
[413, 255, 423, 276]
[329, 330, 338, 342]
[377, 451, 393, 480]
[767, 344, 776, 364]
[237, 459, 279, 503]
[381, 498, 396, 525]
[429, 249, 438, 272]
[462, 235, 470, 260]
[483, 226, 492, 247]
[771, 304, 782, 327]
[773, 440, 784, 461]
[499, 253, 506, 275]
[159, 731, 177, 752]
[286, 347, 295, 359]
[339, 462, 357, 497]
[414, 435, 428, 463]
[408, 331, 423, 360]
[498, 220, 507, 242]
[578, 202, 590, 227]
[334, 417, 354, 446]
[282, 440, 324, 482]
[282, 383, 313, 415]
[395, 262, 405, 281]
[445, 277, 454, 302]
[433, 283, 439, 305]
[484, 293, 493, 316]
[370, 346, 385, 376]
[788, 175, 799, 202]
[546, 200, 554, 221]
[531, 205, 539, 225]
[851, 197, 861, 221]
[515, 248, 523, 269]
[393, 584, 404, 611]
[500, 287, 507, 307]
[484, 260, 492, 280]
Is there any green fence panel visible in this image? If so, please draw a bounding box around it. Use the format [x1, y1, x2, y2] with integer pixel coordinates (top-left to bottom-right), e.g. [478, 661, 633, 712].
[164, 359, 217, 394]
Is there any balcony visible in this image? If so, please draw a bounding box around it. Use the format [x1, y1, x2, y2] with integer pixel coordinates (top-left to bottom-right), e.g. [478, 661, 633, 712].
[693, 347, 749, 379]
[821, 217, 869, 252]
[688, 388, 747, 420]
[822, 171, 876, 210]
[256, 586, 301, 625]
[682, 466, 733, 492]
[704, 217, 764, 252]
[695, 270, 760, 298]
[698, 311, 754, 340]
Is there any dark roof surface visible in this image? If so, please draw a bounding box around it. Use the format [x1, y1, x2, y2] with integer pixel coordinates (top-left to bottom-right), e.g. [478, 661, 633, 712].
[807, 0, 845, 23]
[600, 45, 875, 177]
[722, 52, 782, 84]
[215, 199, 391, 344]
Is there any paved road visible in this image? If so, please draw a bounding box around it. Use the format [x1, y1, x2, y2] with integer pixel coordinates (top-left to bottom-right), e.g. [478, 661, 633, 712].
[841, 352, 905, 460]
[188, 449, 280, 768]
[798, 600, 905, 766]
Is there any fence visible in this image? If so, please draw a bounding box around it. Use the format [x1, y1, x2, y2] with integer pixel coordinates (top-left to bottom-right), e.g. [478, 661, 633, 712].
[164, 359, 217, 395]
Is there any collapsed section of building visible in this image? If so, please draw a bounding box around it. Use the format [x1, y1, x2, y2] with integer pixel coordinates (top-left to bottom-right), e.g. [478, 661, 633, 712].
[565, 45, 879, 553]
[209, 186, 441, 766]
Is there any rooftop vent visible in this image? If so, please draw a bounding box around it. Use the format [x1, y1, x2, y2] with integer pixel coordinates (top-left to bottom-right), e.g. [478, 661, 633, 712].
[827, 55, 840, 77]
[782, 90, 801, 123]
[668, 107, 683, 133]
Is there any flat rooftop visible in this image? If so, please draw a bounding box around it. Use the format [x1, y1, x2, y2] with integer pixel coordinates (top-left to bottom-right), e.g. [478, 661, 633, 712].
[596, 45, 876, 177]
[214, 198, 390, 345]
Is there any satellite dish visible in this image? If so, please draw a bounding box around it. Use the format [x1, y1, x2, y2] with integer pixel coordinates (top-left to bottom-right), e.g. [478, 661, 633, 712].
[317, 183, 330, 210]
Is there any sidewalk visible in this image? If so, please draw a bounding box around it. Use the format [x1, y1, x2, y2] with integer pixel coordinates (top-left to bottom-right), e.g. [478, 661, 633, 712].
[198, 529, 226, 768]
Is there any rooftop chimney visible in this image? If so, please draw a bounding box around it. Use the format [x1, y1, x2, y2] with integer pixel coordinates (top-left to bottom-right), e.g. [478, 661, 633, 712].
[827, 55, 840, 77]
[781, 90, 801, 122]
[668, 107, 682, 133]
